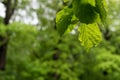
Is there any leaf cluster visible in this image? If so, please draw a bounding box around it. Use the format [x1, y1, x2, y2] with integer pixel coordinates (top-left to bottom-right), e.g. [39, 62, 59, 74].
[56, 0, 107, 49]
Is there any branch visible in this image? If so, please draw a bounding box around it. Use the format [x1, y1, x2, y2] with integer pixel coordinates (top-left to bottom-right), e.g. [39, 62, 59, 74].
[4, 0, 18, 25]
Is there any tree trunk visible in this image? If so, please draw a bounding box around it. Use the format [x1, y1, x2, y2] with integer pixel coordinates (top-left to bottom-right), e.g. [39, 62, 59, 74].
[0, 41, 8, 70]
[0, 0, 17, 70]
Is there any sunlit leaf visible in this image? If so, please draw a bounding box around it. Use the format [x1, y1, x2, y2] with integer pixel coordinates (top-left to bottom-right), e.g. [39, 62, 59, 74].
[95, 0, 107, 23]
[63, 0, 69, 3]
[78, 23, 102, 49]
[56, 7, 73, 36]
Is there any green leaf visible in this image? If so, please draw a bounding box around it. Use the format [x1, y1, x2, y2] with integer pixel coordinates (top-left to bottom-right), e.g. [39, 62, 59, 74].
[65, 15, 78, 34]
[63, 0, 69, 3]
[95, 0, 107, 23]
[65, 24, 76, 34]
[78, 23, 102, 50]
[72, 0, 98, 24]
[56, 7, 72, 36]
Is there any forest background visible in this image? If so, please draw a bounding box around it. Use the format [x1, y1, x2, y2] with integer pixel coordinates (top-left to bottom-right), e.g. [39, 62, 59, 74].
[0, 0, 120, 80]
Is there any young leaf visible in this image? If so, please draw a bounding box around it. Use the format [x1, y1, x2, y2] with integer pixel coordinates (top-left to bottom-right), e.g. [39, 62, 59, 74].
[65, 15, 78, 34]
[95, 0, 107, 23]
[56, 7, 72, 36]
[72, 0, 98, 24]
[63, 0, 69, 3]
[78, 23, 102, 50]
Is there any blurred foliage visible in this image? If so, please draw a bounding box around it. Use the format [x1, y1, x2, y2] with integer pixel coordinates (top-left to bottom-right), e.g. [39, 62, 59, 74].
[0, 0, 120, 80]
